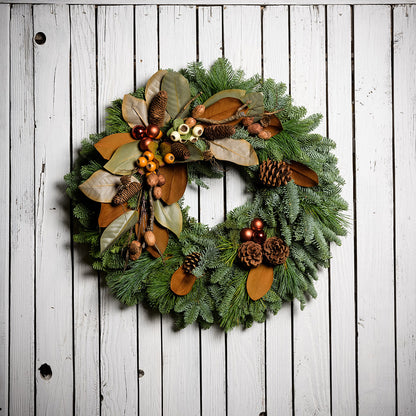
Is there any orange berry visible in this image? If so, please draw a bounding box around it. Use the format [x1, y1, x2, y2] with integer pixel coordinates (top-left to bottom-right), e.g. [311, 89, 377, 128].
[143, 150, 154, 161]
[164, 153, 175, 164]
[137, 156, 147, 167]
[155, 130, 163, 140]
[146, 161, 157, 172]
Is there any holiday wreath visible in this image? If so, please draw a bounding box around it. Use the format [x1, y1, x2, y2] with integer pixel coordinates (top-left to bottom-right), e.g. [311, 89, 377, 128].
[65, 59, 348, 331]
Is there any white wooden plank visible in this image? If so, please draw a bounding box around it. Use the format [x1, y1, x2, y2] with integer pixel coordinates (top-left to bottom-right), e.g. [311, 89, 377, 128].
[0, 4, 9, 416]
[70, 5, 100, 416]
[393, 5, 416, 415]
[290, 6, 331, 415]
[354, 5, 395, 415]
[9, 7, 35, 416]
[134, 5, 163, 416]
[159, 6, 201, 416]
[327, 5, 357, 416]
[262, 6, 293, 416]
[223, 6, 266, 416]
[97, 6, 138, 416]
[198, 6, 227, 416]
[33, 4, 73, 415]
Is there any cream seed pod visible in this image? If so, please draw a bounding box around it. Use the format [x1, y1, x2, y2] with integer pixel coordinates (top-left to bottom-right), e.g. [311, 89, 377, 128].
[192, 125, 204, 137]
[189, 136, 198, 143]
[178, 124, 190, 135]
[170, 131, 181, 142]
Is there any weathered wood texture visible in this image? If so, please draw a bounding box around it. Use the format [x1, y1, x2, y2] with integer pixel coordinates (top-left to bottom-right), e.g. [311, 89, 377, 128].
[2, 3, 416, 416]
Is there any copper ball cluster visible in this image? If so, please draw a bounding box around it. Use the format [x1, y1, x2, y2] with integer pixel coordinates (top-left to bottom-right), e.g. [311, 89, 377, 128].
[240, 218, 266, 244]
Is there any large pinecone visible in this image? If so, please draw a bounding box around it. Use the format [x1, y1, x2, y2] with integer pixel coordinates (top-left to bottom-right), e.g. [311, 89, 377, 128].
[148, 90, 168, 127]
[171, 142, 191, 161]
[259, 159, 292, 187]
[237, 241, 263, 268]
[263, 237, 289, 265]
[112, 182, 141, 206]
[204, 124, 235, 140]
[183, 252, 201, 274]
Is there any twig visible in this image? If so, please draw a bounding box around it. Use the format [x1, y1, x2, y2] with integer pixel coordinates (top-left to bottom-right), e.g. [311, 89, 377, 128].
[178, 91, 203, 118]
[147, 189, 155, 231]
[264, 109, 284, 115]
[196, 103, 249, 125]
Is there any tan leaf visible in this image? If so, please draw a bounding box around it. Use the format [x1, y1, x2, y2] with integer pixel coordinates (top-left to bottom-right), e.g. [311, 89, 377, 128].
[94, 133, 136, 160]
[209, 138, 259, 166]
[290, 161, 319, 187]
[78, 169, 121, 203]
[263, 115, 283, 137]
[158, 164, 188, 205]
[98, 203, 129, 228]
[122, 94, 148, 127]
[246, 264, 274, 301]
[145, 69, 168, 105]
[170, 266, 197, 296]
[202, 97, 246, 126]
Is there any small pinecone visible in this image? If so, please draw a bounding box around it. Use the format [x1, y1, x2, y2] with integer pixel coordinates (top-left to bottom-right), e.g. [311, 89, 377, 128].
[112, 182, 141, 205]
[129, 240, 142, 261]
[171, 142, 191, 161]
[259, 115, 271, 127]
[259, 159, 292, 187]
[237, 241, 263, 268]
[120, 175, 132, 185]
[263, 237, 290, 265]
[183, 252, 201, 274]
[204, 124, 235, 140]
[148, 90, 168, 127]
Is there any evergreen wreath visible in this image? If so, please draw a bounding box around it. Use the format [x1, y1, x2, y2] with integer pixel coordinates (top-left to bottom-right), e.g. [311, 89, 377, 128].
[65, 59, 348, 331]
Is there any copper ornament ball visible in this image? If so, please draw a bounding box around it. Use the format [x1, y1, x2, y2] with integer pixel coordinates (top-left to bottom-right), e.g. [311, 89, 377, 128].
[250, 218, 264, 231]
[146, 124, 160, 139]
[132, 125, 146, 140]
[253, 230, 266, 244]
[240, 227, 254, 242]
[139, 137, 153, 151]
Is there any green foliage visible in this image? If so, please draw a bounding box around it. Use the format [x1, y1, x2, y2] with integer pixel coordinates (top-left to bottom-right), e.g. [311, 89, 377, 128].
[65, 58, 348, 332]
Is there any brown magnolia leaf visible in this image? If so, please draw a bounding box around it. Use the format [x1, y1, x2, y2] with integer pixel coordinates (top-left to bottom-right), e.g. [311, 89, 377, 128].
[246, 264, 274, 301]
[202, 97, 247, 127]
[145, 69, 168, 105]
[94, 133, 136, 160]
[158, 164, 188, 205]
[290, 161, 319, 187]
[263, 115, 283, 137]
[170, 266, 197, 296]
[122, 94, 148, 127]
[98, 203, 129, 228]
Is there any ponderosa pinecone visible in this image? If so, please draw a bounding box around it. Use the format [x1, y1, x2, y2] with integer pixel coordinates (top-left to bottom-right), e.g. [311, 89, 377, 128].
[237, 241, 263, 268]
[112, 182, 141, 206]
[204, 124, 235, 140]
[259, 159, 292, 187]
[129, 240, 142, 261]
[171, 142, 191, 161]
[263, 237, 290, 265]
[183, 252, 201, 274]
[148, 90, 168, 127]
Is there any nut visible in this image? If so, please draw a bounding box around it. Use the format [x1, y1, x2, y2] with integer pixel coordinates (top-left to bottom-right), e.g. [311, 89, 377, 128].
[153, 186, 162, 199]
[146, 172, 159, 187]
[247, 123, 263, 135]
[258, 130, 272, 140]
[192, 104, 205, 118]
[185, 117, 197, 128]
[144, 230, 156, 247]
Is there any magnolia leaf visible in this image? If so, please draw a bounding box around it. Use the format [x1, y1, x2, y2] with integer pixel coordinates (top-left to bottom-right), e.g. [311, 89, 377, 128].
[246, 264, 274, 301]
[153, 199, 182, 238]
[79, 169, 121, 203]
[202, 97, 247, 127]
[158, 164, 187, 205]
[209, 138, 259, 166]
[203, 89, 246, 108]
[98, 203, 129, 228]
[244, 92, 264, 119]
[161, 71, 191, 119]
[290, 161, 319, 187]
[175, 143, 204, 163]
[170, 266, 196, 296]
[145, 69, 168, 105]
[122, 94, 148, 127]
[100, 210, 139, 253]
[263, 114, 283, 137]
[94, 133, 136, 160]
[104, 141, 142, 175]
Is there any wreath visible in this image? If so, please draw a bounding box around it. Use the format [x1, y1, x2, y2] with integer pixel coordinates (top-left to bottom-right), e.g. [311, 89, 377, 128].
[65, 59, 348, 331]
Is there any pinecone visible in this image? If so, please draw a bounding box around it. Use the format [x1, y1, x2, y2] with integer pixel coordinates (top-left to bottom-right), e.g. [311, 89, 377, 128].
[263, 237, 290, 265]
[259, 159, 292, 187]
[204, 124, 235, 140]
[112, 182, 141, 206]
[120, 175, 132, 185]
[183, 252, 201, 274]
[171, 142, 191, 161]
[148, 90, 168, 127]
[259, 115, 271, 127]
[237, 241, 263, 268]
[129, 240, 142, 261]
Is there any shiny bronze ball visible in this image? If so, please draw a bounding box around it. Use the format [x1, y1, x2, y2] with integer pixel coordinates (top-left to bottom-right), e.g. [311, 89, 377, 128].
[250, 218, 264, 231]
[132, 125, 146, 139]
[146, 124, 160, 139]
[240, 227, 254, 242]
[139, 137, 153, 151]
[253, 230, 266, 244]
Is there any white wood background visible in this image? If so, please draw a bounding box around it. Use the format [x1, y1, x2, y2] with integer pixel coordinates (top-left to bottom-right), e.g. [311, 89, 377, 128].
[0, 2, 415, 415]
